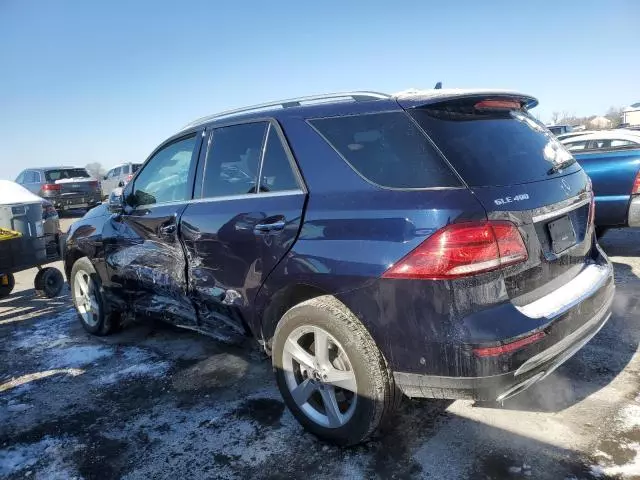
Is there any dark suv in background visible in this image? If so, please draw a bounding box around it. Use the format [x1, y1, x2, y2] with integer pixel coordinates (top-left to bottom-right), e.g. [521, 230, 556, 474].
[63, 90, 614, 445]
[15, 166, 102, 214]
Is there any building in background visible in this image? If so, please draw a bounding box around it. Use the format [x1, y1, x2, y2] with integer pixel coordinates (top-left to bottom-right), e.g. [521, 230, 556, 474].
[622, 102, 640, 127]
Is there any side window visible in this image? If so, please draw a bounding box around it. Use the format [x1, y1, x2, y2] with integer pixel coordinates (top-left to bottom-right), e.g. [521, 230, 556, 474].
[111, 167, 122, 178]
[258, 127, 300, 192]
[15, 171, 25, 183]
[33, 171, 41, 183]
[590, 140, 611, 150]
[564, 140, 589, 152]
[201, 122, 268, 198]
[24, 171, 36, 183]
[611, 139, 638, 149]
[310, 112, 460, 189]
[132, 135, 198, 206]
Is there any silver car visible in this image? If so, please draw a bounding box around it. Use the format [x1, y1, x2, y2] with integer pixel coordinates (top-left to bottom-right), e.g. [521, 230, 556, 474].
[101, 163, 141, 198]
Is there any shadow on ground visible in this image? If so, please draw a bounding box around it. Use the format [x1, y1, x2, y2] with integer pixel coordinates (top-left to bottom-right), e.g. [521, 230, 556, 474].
[0, 287, 71, 325]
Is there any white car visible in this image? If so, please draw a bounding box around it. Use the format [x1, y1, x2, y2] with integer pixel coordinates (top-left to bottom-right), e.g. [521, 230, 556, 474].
[559, 130, 640, 152]
[101, 162, 141, 198]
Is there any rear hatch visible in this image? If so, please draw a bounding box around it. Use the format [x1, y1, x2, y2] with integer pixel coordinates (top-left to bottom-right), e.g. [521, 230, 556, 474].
[402, 93, 594, 302]
[46, 168, 98, 196]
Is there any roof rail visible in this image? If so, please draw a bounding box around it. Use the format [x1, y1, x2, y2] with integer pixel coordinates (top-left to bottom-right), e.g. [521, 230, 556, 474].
[181, 91, 390, 130]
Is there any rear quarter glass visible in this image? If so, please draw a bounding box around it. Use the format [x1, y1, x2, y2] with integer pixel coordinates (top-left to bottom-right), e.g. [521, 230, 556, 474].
[409, 103, 582, 187]
[308, 112, 461, 189]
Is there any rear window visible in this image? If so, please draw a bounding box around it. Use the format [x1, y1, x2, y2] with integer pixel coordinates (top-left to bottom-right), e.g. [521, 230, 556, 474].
[44, 168, 91, 182]
[410, 103, 581, 187]
[309, 112, 460, 189]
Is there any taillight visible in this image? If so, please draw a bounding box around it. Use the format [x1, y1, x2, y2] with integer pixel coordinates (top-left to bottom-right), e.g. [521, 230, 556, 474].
[42, 183, 61, 191]
[382, 221, 528, 280]
[632, 171, 640, 195]
[126, 174, 133, 182]
[473, 331, 546, 357]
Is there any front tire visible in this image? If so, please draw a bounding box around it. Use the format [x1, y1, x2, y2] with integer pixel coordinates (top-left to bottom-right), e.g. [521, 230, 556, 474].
[70, 257, 117, 335]
[272, 296, 400, 446]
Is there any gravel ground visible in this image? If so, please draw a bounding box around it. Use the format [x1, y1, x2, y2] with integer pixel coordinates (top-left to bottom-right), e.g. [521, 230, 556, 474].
[1, 219, 640, 479]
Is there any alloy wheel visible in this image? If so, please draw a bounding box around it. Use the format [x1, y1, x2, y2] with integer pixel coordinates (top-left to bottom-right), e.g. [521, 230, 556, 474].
[282, 325, 358, 428]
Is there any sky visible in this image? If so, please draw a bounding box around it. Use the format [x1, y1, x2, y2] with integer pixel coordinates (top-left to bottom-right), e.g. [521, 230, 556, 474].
[1, 0, 638, 181]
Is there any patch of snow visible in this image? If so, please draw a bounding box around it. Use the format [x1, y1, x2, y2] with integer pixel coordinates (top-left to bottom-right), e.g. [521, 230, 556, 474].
[591, 443, 640, 477]
[95, 361, 170, 385]
[618, 404, 640, 430]
[7, 403, 32, 413]
[47, 345, 113, 368]
[0, 437, 80, 478]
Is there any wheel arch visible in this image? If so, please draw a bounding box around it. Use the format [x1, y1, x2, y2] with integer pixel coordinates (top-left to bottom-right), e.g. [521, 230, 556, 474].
[64, 247, 89, 282]
[258, 282, 331, 351]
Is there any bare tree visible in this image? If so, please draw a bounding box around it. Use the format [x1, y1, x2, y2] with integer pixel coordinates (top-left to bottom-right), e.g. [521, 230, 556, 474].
[85, 162, 106, 179]
[551, 111, 561, 124]
[604, 106, 624, 127]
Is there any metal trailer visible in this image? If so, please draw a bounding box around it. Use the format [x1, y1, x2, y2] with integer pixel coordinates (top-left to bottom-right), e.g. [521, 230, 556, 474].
[0, 182, 64, 299]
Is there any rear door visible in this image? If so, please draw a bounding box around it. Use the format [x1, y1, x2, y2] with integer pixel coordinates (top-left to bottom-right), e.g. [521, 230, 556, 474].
[406, 97, 593, 302]
[180, 120, 306, 338]
[105, 132, 202, 325]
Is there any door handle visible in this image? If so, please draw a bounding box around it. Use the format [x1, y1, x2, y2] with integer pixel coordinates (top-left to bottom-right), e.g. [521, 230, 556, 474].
[159, 223, 177, 236]
[254, 219, 286, 234]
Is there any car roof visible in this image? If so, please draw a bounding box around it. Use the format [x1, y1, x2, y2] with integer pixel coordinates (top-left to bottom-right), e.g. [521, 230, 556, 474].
[179, 88, 539, 133]
[31, 166, 80, 171]
[559, 130, 640, 143]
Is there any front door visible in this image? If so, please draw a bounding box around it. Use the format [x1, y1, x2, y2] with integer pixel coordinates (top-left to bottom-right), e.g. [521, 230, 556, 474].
[105, 132, 202, 325]
[180, 121, 306, 338]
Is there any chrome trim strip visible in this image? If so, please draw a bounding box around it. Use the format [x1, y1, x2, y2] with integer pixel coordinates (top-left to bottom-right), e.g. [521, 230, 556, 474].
[515, 293, 613, 377]
[532, 195, 590, 223]
[515, 263, 611, 319]
[136, 189, 305, 210]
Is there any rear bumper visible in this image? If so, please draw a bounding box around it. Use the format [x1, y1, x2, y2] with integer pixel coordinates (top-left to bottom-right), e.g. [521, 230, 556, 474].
[394, 290, 613, 400]
[628, 195, 640, 227]
[394, 257, 615, 401]
[46, 193, 101, 210]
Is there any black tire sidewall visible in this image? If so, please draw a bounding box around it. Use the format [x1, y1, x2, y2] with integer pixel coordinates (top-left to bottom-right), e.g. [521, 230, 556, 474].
[273, 301, 386, 446]
[41, 268, 64, 298]
[0, 273, 15, 299]
[70, 258, 107, 335]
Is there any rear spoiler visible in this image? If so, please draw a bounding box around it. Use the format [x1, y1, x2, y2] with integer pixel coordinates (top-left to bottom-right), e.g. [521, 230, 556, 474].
[393, 89, 539, 110]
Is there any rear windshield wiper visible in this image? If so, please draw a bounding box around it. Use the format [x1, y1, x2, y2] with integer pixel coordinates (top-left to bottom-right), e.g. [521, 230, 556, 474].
[547, 158, 576, 175]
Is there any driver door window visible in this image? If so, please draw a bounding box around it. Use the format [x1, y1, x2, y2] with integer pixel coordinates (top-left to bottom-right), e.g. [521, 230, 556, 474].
[132, 135, 198, 206]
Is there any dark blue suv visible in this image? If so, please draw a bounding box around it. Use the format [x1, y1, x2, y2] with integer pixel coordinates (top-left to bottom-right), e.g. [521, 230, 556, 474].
[63, 90, 615, 445]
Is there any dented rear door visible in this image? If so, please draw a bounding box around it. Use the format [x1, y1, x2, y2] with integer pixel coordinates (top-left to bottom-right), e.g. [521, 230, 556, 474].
[180, 121, 306, 339]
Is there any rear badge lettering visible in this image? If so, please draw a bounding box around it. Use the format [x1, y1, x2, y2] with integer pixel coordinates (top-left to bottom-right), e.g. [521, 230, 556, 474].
[494, 194, 530, 206]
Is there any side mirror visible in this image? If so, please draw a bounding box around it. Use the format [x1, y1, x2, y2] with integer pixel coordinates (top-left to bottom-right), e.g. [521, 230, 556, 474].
[118, 180, 125, 187]
[108, 188, 124, 214]
[103, 175, 108, 180]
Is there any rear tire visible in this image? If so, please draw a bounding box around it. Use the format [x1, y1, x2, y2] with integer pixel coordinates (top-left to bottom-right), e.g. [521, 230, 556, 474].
[70, 257, 118, 335]
[272, 295, 399, 446]
[0, 273, 15, 299]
